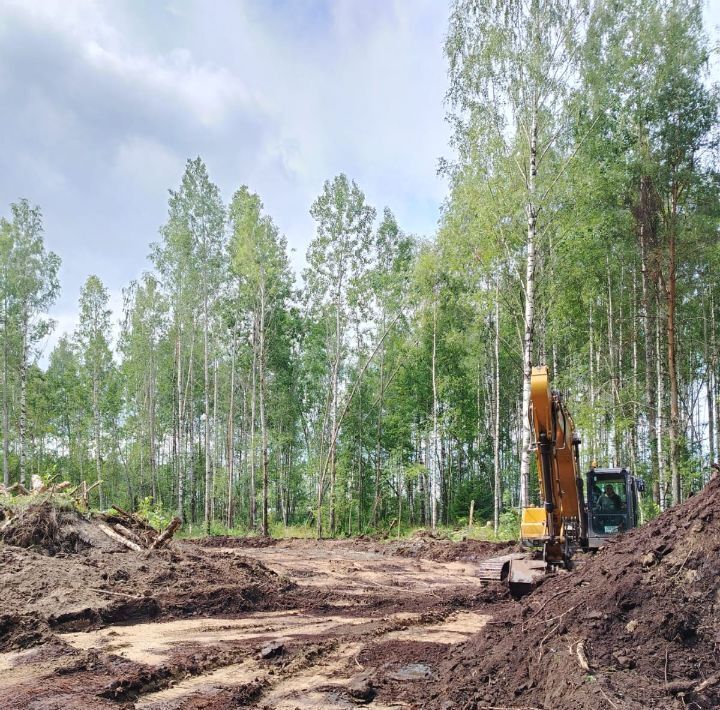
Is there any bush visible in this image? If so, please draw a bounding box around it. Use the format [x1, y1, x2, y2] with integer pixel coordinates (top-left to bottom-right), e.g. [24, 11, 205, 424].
[136, 496, 173, 531]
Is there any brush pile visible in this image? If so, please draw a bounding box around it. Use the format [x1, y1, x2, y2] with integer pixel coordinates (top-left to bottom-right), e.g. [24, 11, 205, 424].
[0, 500, 180, 555]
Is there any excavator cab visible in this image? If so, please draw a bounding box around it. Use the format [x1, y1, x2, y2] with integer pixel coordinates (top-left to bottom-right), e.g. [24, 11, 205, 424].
[585, 467, 644, 549]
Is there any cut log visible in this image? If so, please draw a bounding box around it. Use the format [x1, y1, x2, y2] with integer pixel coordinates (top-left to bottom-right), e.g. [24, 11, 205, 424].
[113, 523, 144, 546]
[150, 517, 182, 549]
[31, 474, 46, 493]
[51, 481, 72, 493]
[98, 523, 142, 551]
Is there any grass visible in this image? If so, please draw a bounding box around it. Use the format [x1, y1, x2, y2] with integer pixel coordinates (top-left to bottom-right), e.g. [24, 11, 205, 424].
[0, 491, 78, 511]
[175, 517, 521, 541]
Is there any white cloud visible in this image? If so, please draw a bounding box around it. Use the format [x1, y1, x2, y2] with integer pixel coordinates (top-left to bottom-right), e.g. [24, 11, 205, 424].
[82, 41, 252, 127]
[114, 136, 184, 195]
[2, 0, 452, 355]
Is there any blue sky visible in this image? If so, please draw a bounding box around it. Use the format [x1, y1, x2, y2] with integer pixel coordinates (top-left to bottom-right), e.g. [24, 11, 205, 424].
[0, 0, 718, 362]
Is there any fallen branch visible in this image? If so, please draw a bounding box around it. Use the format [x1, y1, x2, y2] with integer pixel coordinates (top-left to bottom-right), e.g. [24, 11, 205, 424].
[695, 671, 720, 693]
[90, 588, 142, 600]
[7, 482, 30, 496]
[597, 685, 619, 709]
[525, 589, 566, 623]
[98, 523, 142, 551]
[150, 517, 181, 549]
[111, 504, 154, 531]
[85, 480, 102, 496]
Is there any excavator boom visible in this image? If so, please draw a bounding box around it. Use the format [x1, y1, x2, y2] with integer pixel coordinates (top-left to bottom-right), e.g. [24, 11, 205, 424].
[477, 366, 587, 595]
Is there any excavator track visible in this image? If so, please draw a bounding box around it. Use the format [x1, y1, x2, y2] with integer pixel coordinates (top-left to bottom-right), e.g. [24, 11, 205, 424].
[475, 552, 531, 582]
[476, 551, 551, 598]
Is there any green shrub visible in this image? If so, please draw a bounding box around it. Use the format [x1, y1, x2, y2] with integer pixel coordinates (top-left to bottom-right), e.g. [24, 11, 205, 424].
[137, 496, 173, 531]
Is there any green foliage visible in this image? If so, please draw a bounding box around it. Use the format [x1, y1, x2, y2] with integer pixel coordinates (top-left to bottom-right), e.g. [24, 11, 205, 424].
[137, 496, 173, 532]
[1, 1, 718, 540]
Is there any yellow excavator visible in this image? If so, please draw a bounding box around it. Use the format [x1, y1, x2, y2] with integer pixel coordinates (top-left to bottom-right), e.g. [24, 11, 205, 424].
[477, 365, 644, 596]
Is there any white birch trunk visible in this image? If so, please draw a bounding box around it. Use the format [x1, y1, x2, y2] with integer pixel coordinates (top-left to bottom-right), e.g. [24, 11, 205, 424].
[519, 109, 538, 509]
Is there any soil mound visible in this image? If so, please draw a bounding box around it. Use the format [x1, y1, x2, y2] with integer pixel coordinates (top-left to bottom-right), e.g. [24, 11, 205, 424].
[0, 501, 119, 554]
[0, 503, 297, 653]
[438, 474, 720, 709]
[195, 534, 279, 549]
[383, 537, 520, 563]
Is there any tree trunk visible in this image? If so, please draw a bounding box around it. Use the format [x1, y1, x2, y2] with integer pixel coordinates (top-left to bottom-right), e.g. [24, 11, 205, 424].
[227, 335, 236, 528]
[431, 297, 439, 530]
[259, 281, 269, 536]
[373, 312, 385, 528]
[19, 325, 27, 486]
[329, 302, 341, 537]
[519, 109, 538, 508]
[203, 284, 212, 532]
[666, 203, 680, 505]
[712, 292, 720, 462]
[2, 311, 9, 488]
[176, 333, 184, 521]
[93, 372, 103, 508]
[639, 217, 660, 504]
[493, 280, 501, 536]
[249, 320, 257, 530]
[656, 288, 666, 510]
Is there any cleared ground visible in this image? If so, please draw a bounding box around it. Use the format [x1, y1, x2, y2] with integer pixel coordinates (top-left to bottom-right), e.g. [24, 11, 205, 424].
[0, 533, 513, 709]
[5, 480, 718, 710]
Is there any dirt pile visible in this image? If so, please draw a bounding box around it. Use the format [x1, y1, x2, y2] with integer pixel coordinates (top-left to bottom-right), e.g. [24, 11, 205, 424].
[0, 500, 119, 554]
[0, 502, 296, 653]
[379, 536, 520, 563]
[437, 473, 720, 709]
[196, 534, 279, 549]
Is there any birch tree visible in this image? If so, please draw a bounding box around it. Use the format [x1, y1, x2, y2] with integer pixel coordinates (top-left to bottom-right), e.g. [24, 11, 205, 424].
[305, 174, 375, 536]
[4, 201, 60, 485]
[446, 0, 589, 505]
[229, 186, 292, 536]
[76, 275, 112, 508]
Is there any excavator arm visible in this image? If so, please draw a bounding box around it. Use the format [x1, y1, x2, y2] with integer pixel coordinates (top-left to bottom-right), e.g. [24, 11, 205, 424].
[520, 366, 586, 562]
[505, 366, 587, 594]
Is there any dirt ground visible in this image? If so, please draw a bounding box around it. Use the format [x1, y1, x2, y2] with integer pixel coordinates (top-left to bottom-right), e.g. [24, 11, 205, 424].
[1, 479, 719, 709]
[0, 517, 513, 710]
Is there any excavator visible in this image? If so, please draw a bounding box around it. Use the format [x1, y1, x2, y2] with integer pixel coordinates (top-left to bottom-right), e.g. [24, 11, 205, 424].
[476, 365, 645, 596]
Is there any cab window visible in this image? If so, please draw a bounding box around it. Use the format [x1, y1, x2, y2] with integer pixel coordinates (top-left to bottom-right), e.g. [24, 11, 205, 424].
[589, 476, 627, 534]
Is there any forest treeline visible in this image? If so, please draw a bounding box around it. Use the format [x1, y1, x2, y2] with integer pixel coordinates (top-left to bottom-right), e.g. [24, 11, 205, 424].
[1, 0, 719, 535]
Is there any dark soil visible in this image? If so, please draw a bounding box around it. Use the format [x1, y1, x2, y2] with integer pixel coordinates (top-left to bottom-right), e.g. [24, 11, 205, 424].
[372, 536, 520, 563]
[193, 535, 279, 549]
[0, 503, 296, 653]
[0, 501, 119, 555]
[435, 472, 720, 709]
[4, 482, 718, 710]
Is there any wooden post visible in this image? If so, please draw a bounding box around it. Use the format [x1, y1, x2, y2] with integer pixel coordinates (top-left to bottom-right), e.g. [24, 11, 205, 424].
[469, 499, 475, 528]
